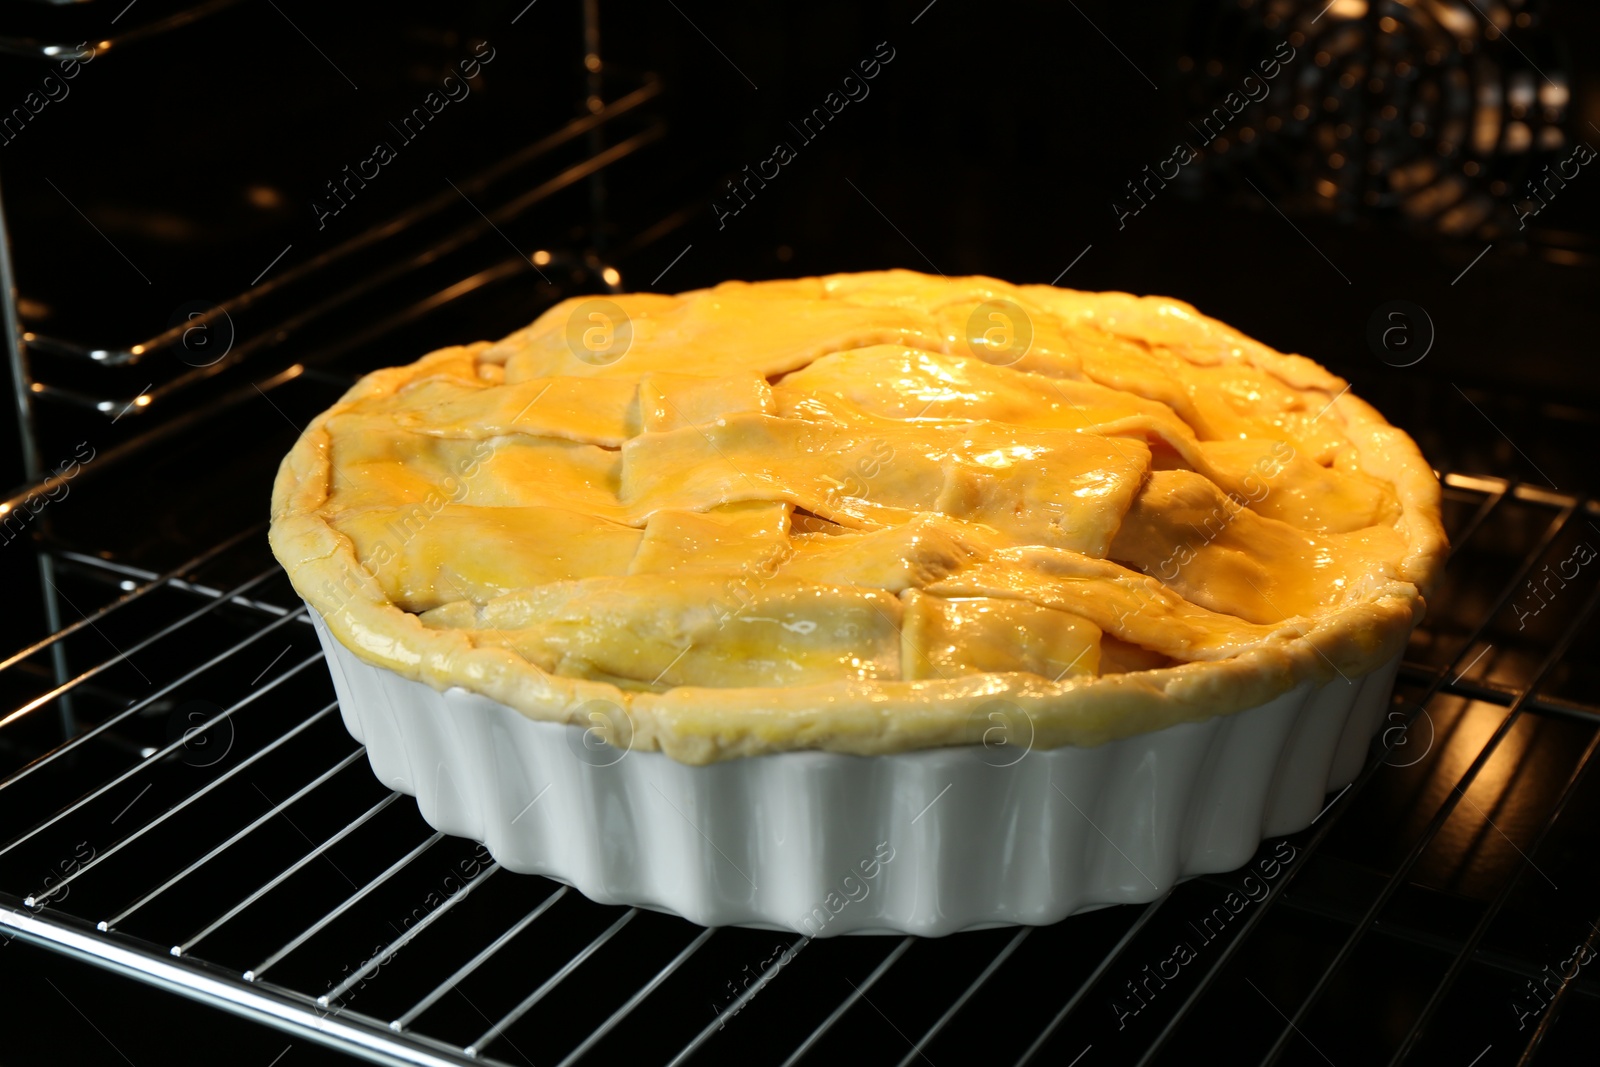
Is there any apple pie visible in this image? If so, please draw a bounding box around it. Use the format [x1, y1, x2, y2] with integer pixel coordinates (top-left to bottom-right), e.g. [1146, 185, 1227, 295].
[269, 270, 1446, 765]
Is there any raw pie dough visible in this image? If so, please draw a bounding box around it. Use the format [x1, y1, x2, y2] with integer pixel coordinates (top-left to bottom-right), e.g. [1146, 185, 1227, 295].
[269, 270, 1446, 764]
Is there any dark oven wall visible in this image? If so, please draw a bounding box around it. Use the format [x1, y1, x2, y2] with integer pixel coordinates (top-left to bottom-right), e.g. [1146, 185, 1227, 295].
[611, 0, 1600, 410]
[1, 0, 1597, 496]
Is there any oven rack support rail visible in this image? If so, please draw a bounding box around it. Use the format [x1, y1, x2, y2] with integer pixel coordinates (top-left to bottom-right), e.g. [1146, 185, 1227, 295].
[0, 0, 645, 488]
[0, 0, 245, 62]
[0, 469, 1597, 1066]
[0, 0, 665, 782]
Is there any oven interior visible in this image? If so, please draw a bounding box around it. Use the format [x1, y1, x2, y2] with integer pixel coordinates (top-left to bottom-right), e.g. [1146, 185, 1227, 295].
[1, 1, 1598, 1065]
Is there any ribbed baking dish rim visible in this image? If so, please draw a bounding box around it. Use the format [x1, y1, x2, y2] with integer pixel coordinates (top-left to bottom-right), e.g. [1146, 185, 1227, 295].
[308, 606, 1398, 937]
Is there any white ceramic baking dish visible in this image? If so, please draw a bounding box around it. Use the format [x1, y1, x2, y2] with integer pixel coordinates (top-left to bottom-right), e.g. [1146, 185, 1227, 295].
[308, 608, 1397, 937]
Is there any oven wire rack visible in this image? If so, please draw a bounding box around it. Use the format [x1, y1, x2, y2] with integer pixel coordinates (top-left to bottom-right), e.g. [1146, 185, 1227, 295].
[0, 469, 1597, 1066]
[2, 0, 651, 492]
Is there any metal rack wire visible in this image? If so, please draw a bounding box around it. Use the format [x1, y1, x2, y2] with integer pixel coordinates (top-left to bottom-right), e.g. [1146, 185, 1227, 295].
[2, 0, 656, 510]
[4, 75, 662, 467]
[0, 466, 1596, 1065]
[0, 0, 245, 62]
[0, 4, 670, 872]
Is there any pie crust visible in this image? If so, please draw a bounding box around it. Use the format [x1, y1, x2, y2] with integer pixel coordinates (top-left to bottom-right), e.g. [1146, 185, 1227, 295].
[269, 270, 1446, 765]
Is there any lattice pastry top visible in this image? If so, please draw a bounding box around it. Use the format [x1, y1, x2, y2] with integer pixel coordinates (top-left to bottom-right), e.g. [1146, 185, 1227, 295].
[270, 270, 1445, 763]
